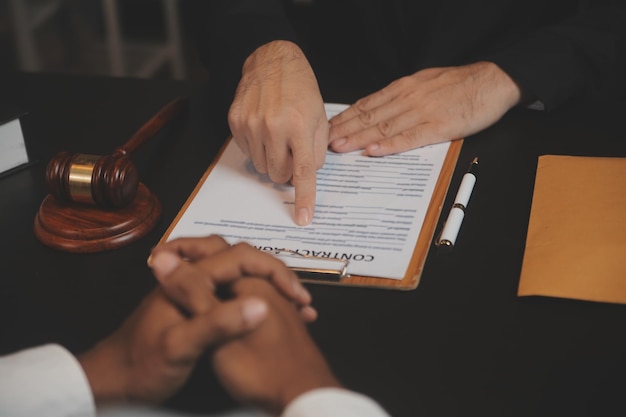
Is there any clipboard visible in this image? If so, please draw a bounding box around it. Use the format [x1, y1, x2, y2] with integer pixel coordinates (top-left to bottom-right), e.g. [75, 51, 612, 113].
[161, 136, 462, 291]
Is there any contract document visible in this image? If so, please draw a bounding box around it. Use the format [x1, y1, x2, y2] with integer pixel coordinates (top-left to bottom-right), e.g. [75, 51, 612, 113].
[165, 104, 453, 281]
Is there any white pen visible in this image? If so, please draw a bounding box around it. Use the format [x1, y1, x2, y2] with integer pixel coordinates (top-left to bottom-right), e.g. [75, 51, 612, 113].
[436, 157, 478, 251]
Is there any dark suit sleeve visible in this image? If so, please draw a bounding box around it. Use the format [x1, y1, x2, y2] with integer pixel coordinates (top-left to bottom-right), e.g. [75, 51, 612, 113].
[182, 0, 299, 112]
[485, 2, 626, 111]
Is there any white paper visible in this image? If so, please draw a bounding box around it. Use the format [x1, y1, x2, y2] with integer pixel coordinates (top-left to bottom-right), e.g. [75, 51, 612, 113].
[167, 104, 450, 279]
[0, 118, 28, 174]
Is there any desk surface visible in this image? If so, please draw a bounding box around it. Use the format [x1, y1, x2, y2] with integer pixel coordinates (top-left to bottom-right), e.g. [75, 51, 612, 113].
[2, 73, 626, 417]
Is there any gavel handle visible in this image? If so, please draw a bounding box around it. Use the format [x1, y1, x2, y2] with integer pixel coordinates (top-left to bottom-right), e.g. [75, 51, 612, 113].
[113, 97, 186, 157]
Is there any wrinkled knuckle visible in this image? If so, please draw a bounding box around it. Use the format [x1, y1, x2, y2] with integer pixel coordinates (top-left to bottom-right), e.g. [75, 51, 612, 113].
[399, 129, 420, 148]
[376, 120, 393, 138]
[358, 110, 375, 126]
[354, 97, 370, 113]
[292, 161, 316, 181]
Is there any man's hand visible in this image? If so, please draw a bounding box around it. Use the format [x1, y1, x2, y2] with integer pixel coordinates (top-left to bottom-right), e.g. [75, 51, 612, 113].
[77, 284, 268, 406]
[228, 40, 328, 226]
[150, 235, 316, 322]
[149, 236, 338, 414]
[329, 61, 522, 155]
[212, 279, 341, 415]
[77, 235, 320, 408]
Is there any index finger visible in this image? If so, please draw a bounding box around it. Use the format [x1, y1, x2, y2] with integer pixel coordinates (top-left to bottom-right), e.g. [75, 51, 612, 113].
[328, 87, 396, 138]
[150, 251, 219, 315]
[194, 242, 312, 308]
[328, 103, 359, 127]
[152, 239, 313, 314]
[328, 90, 382, 126]
[291, 140, 317, 226]
[152, 235, 230, 262]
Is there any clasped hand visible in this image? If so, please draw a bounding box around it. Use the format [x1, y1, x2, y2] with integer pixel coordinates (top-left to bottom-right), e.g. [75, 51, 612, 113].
[78, 235, 337, 414]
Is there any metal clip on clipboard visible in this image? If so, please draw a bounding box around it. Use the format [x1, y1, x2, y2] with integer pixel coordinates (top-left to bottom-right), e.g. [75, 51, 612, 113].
[271, 249, 350, 282]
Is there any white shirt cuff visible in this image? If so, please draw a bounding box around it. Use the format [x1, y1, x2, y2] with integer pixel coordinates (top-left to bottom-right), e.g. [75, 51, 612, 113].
[282, 387, 391, 417]
[0, 344, 96, 417]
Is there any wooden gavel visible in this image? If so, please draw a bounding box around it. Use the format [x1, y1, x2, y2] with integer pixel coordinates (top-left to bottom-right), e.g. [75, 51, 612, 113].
[45, 97, 185, 208]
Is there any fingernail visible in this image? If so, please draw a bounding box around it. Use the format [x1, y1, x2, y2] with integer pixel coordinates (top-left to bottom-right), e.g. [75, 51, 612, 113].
[301, 305, 318, 322]
[296, 208, 310, 226]
[332, 138, 347, 148]
[150, 251, 181, 277]
[367, 143, 380, 153]
[242, 299, 268, 327]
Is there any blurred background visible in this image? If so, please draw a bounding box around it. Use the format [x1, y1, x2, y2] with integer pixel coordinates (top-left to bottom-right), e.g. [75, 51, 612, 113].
[0, 0, 313, 81]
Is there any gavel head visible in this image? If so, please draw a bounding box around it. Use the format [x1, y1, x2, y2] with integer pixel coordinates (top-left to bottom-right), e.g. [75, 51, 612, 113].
[45, 152, 139, 208]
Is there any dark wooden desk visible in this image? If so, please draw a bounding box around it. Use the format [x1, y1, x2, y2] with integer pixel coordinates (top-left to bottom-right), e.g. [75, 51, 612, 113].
[2, 73, 626, 417]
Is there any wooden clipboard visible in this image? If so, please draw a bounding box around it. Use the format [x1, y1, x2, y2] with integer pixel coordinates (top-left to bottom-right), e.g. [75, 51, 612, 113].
[162, 138, 462, 291]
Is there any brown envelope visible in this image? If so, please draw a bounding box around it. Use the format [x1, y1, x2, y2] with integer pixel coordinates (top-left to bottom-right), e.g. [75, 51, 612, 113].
[518, 155, 626, 304]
